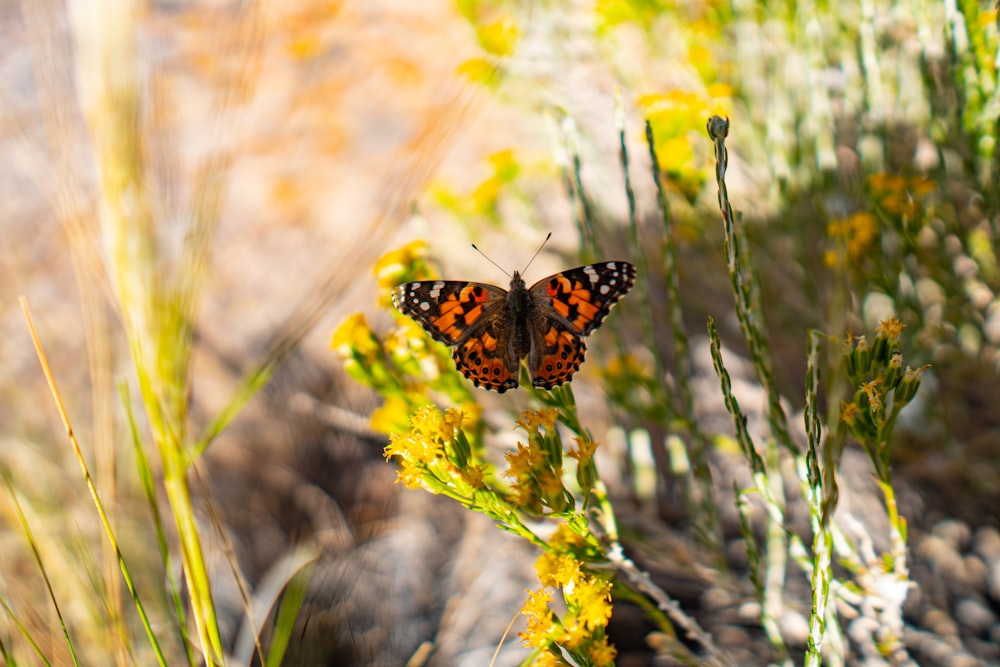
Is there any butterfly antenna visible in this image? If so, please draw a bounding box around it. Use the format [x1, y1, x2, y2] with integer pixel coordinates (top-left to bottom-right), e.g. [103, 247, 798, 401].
[471, 243, 513, 279]
[521, 232, 552, 275]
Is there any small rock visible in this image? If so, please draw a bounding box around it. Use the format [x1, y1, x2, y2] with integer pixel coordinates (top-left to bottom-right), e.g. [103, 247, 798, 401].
[777, 609, 809, 647]
[954, 597, 996, 634]
[962, 555, 987, 592]
[973, 526, 1000, 563]
[700, 586, 733, 611]
[933, 519, 972, 551]
[917, 535, 966, 585]
[922, 608, 959, 638]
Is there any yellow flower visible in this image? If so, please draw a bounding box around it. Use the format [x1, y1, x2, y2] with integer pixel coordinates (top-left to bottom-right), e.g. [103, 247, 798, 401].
[517, 407, 560, 432]
[331, 313, 379, 358]
[862, 378, 884, 412]
[460, 463, 486, 488]
[876, 316, 904, 340]
[549, 522, 586, 549]
[570, 576, 613, 631]
[531, 651, 561, 667]
[519, 588, 555, 648]
[504, 442, 543, 480]
[370, 395, 411, 434]
[588, 635, 618, 666]
[558, 621, 589, 649]
[373, 240, 431, 291]
[840, 400, 858, 425]
[441, 408, 465, 441]
[567, 436, 597, 462]
[536, 552, 583, 589]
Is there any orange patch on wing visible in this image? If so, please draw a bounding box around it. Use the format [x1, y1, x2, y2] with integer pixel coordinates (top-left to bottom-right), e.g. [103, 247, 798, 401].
[481, 330, 498, 350]
[462, 303, 485, 325]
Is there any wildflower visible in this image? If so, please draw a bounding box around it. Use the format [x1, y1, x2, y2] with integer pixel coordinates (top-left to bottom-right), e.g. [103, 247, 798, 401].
[517, 407, 560, 432]
[588, 635, 617, 666]
[567, 436, 597, 462]
[876, 316, 904, 340]
[331, 313, 379, 359]
[369, 395, 411, 434]
[840, 400, 858, 425]
[519, 588, 555, 649]
[373, 240, 431, 292]
[530, 651, 561, 667]
[568, 575, 613, 631]
[862, 378, 884, 413]
[536, 552, 583, 589]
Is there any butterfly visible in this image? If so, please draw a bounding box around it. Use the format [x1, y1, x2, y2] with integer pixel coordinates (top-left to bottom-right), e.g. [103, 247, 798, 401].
[392, 261, 636, 393]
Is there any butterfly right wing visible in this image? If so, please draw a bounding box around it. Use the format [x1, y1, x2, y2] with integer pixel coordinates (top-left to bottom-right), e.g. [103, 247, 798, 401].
[392, 280, 520, 392]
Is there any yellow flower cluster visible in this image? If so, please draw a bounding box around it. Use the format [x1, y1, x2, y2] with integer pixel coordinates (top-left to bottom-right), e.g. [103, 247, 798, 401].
[504, 409, 572, 514]
[824, 211, 878, 268]
[839, 318, 928, 482]
[519, 524, 617, 666]
[384, 406, 485, 491]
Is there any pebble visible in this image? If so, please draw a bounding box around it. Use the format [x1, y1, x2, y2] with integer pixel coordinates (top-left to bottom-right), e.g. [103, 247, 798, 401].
[954, 597, 996, 634]
[962, 555, 987, 591]
[933, 519, 972, 551]
[701, 586, 733, 610]
[777, 609, 809, 647]
[973, 526, 1000, 563]
[916, 535, 966, 585]
[922, 608, 959, 639]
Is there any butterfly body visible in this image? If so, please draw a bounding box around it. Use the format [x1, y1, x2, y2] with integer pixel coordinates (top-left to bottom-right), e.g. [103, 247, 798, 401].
[393, 261, 636, 393]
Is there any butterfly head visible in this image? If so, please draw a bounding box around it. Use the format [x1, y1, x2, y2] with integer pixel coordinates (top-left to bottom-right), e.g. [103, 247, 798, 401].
[509, 270, 526, 290]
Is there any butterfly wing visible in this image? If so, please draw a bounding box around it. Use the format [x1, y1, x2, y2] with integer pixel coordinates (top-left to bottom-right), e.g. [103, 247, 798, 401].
[392, 280, 520, 392]
[526, 261, 636, 389]
[392, 281, 507, 345]
[528, 262, 637, 336]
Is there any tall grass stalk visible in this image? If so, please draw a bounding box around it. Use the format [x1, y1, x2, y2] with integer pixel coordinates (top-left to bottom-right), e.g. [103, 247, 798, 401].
[68, 2, 226, 661]
[19, 298, 167, 666]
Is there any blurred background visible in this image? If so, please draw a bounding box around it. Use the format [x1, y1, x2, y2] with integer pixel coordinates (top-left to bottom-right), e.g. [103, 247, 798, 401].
[2, 1, 999, 665]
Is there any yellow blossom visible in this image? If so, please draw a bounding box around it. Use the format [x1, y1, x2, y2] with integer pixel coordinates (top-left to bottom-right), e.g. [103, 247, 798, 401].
[531, 651, 561, 667]
[535, 550, 587, 589]
[504, 442, 543, 480]
[519, 588, 555, 648]
[558, 622, 589, 649]
[517, 407, 560, 432]
[331, 313, 379, 358]
[862, 378, 884, 412]
[370, 395, 411, 434]
[588, 635, 618, 666]
[549, 522, 586, 549]
[876, 316, 904, 340]
[461, 463, 486, 488]
[373, 240, 431, 291]
[570, 576, 613, 630]
[567, 436, 597, 462]
[395, 459, 425, 489]
[840, 400, 858, 425]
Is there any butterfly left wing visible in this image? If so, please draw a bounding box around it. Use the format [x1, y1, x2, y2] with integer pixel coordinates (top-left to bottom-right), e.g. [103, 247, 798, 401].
[392, 280, 521, 392]
[392, 281, 507, 345]
[526, 261, 636, 389]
